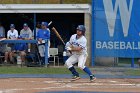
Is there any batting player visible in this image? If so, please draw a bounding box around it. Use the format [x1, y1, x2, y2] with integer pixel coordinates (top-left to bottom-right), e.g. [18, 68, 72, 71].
[65, 25, 96, 82]
[37, 22, 50, 66]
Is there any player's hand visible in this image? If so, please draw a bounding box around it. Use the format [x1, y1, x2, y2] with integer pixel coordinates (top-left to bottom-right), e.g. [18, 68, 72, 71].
[38, 38, 42, 43]
[66, 47, 72, 51]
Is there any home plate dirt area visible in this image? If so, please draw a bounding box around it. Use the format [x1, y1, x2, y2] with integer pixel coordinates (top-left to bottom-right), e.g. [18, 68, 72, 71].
[0, 78, 139, 93]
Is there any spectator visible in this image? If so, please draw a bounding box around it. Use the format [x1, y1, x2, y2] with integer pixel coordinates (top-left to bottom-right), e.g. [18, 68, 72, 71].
[20, 23, 33, 52]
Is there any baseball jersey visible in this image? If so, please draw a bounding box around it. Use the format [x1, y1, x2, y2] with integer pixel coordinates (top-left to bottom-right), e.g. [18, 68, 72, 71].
[67, 34, 87, 55]
[7, 29, 18, 39]
[13, 43, 27, 51]
[37, 29, 50, 40]
[20, 28, 32, 39]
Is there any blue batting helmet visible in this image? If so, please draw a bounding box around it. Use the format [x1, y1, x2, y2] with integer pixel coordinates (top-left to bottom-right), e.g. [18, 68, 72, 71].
[76, 25, 86, 35]
[41, 22, 48, 27]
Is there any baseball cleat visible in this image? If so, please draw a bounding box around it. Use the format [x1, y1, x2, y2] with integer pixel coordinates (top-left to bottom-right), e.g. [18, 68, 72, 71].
[90, 75, 96, 82]
[71, 76, 80, 81]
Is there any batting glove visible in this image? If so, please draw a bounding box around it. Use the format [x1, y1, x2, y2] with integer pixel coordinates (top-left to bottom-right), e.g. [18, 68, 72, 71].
[66, 47, 72, 51]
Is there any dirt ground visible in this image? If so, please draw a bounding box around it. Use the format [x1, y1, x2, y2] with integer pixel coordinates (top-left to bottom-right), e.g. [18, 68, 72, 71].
[0, 78, 139, 93]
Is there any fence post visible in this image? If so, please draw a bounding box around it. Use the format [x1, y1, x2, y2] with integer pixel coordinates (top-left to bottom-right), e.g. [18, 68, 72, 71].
[45, 39, 48, 67]
[131, 58, 134, 67]
[34, 13, 36, 39]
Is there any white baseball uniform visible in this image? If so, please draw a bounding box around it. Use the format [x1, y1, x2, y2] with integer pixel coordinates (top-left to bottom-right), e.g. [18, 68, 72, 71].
[65, 34, 88, 69]
[7, 29, 18, 39]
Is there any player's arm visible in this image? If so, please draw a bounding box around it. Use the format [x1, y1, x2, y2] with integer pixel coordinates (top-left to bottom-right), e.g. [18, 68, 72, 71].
[7, 31, 10, 39]
[65, 35, 73, 49]
[71, 47, 82, 52]
[36, 30, 43, 43]
[67, 39, 87, 52]
[15, 30, 18, 39]
[29, 29, 33, 40]
[67, 45, 82, 52]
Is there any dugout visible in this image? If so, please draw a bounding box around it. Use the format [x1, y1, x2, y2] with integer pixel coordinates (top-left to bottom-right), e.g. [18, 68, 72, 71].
[0, 4, 92, 66]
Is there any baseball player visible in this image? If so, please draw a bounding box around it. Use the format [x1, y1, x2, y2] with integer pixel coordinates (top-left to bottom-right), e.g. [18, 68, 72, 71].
[65, 25, 96, 82]
[20, 23, 33, 52]
[5, 24, 18, 64]
[37, 22, 50, 66]
[10, 36, 27, 64]
[7, 24, 18, 40]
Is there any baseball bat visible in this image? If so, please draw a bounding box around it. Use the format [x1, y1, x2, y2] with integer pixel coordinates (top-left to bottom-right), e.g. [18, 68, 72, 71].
[51, 27, 72, 54]
[48, 21, 52, 26]
[52, 27, 66, 45]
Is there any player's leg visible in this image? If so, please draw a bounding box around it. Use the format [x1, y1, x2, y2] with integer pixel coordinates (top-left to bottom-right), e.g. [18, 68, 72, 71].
[38, 45, 45, 66]
[4, 46, 11, 64]
[78, 55, 96, 81]
[9, 51, 15, 64]
[65, 55, 80, 80]
[47, 41, 50, 65]
[4, 52, 9, 63]
[28, 44, 31, 52]
[20, 51, 26, 65]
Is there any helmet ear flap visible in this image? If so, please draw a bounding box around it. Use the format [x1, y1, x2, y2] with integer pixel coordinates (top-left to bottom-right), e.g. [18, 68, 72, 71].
[82, 31, 85, 36]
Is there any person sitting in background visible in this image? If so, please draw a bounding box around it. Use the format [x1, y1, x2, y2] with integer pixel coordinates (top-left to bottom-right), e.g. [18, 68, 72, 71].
[0, 22, 5, 37]
[20, 23, 33, 53]
[0, 36, 11, 64]
[5, 24, 18, 64]
[9, 36, 27, 65]
[7, 24, 18, 40]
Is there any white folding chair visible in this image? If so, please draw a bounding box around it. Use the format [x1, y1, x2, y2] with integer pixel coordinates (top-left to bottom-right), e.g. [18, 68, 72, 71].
[49, 48, 59, 66]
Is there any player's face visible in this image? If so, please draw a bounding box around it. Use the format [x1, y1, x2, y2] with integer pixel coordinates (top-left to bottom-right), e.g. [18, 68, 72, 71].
[10, 27, 14, 31]
[23, 26, 28, 30]
[76, 30, 83, 36]
[41, 25, 47, 29]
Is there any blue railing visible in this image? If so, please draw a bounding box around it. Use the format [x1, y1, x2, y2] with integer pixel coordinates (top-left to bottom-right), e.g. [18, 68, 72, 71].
[1, 40, 48, 66]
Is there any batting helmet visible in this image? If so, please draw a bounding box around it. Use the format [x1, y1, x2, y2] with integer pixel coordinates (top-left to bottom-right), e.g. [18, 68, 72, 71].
[41, 22, 48, 27]
[76, 25, 86, 35]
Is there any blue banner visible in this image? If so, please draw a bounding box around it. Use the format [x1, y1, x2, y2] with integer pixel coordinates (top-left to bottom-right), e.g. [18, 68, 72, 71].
[93, 0, 140, 57]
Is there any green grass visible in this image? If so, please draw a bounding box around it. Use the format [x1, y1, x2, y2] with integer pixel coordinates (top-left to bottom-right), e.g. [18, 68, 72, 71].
[0, 67, 85, 74]
[125, 69, 140, 76]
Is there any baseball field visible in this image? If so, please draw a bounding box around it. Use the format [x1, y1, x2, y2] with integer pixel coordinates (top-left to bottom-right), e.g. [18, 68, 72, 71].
[0, 66, 139, 93]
